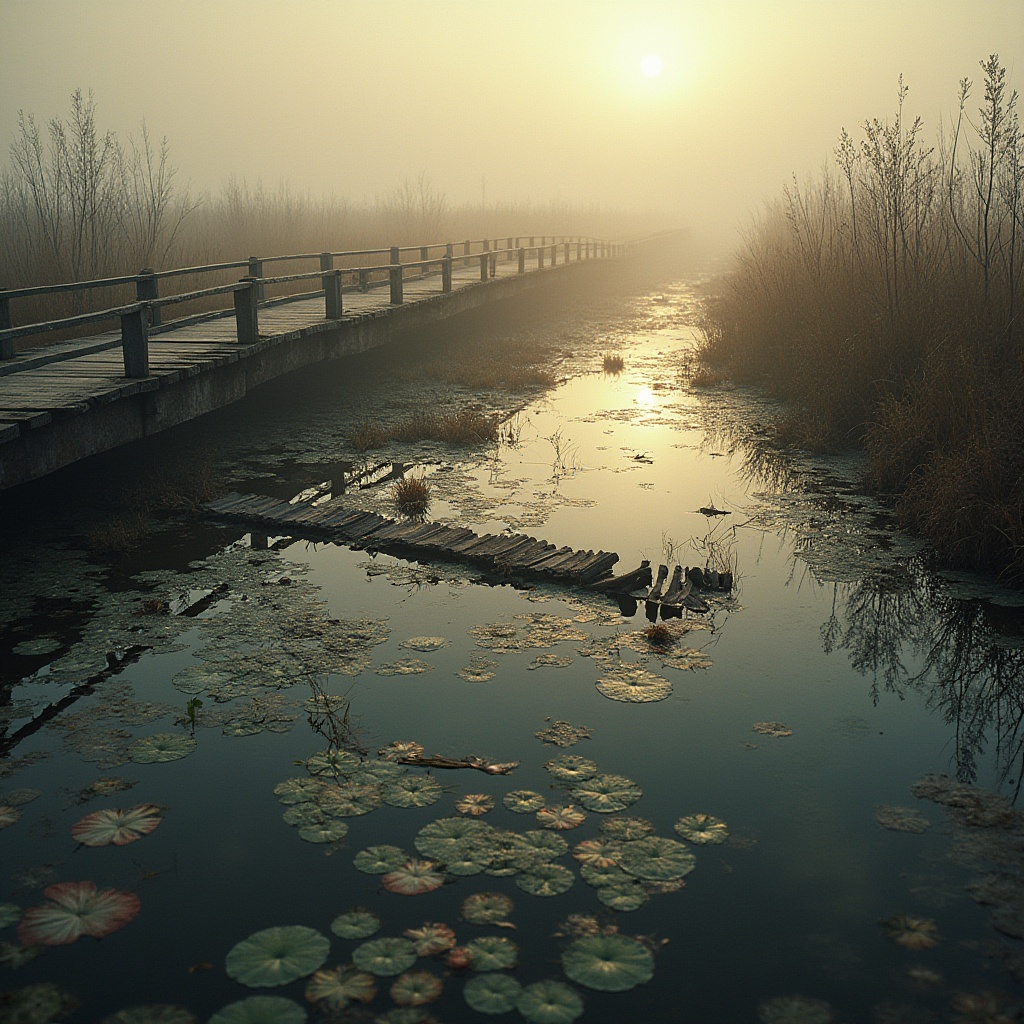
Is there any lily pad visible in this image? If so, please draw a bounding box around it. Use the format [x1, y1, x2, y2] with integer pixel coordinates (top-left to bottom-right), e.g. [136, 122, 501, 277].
[297, 820, 348, 843]
[390, 970, 443, 1006]
[282, 804, 325, 828]
[274, 779, 323, 805]
[305, 965, 377, 1007]
[598, 817, 655, 842]
[874, 806, 930, 833]
[466, 935, 519, 971]
[1, 984, 80, 1024]
[516, 864, 575, 897]
[0, 903, 21, 928]
[403, 922, 456, 956]
[879, 915, 939, 949]
[415, 817, 493, 859]
[127, 733, 197, 764]
[382, 775, 443, 808]
[354, 845, 408, 874]
[534, 719, 590, 745]
[463, 973, 523, 1014]
[595, 881, 649, 911]
[379, 741, 425, 762]
[208, 996, 307, 1024]
[752, 722, 792, 738]
[580, 862, 630, 888]
[400, 636, 450, 652]
[0, 806, 21, 830]
[503, 790, 546, 813]
[18, 881, 140, 946]
[71, 804, 162, 847]
[595, 665, 673, 703]
[305, 749, 361, 776]
[455, 794, 495, 816]
[317, 782, 382, 817]
[519, 830, 569, 860]
[225, 926, 330, 987]
[351, 936, 418, 976]
[376, 659, 434, 676]
[617, 836, 696, 880]
[544, 755, 598, 784]
[457, 655, 498, 683]
[330, 910, 380, 940]
[381, 859, 446, 895]
[515, 979, 585, 1024]
[673, 814, 730, 845]
[561, 934, 654, 992]
[462, 892, 514, 926]
[572, 839, 621, 868]
[570, 774, 642, 814]
[536, 804, 587, 830]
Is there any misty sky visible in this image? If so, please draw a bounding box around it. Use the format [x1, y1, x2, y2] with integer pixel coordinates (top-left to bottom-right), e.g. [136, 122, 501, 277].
[2, 0, 1022, 246]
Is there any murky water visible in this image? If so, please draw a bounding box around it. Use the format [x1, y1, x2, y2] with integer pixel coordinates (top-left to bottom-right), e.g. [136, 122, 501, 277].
[2, 280, 1023, 1022]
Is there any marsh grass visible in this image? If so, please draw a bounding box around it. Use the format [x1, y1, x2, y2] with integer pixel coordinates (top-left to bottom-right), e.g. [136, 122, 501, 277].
[350, 409, 498, 451]
[391, 475, 432, 517]
[602, 353, 625, 373]
[696, 58, 1024, 581]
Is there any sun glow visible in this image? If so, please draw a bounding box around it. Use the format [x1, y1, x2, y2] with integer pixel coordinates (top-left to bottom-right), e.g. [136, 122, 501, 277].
[639, 53, 664, 78]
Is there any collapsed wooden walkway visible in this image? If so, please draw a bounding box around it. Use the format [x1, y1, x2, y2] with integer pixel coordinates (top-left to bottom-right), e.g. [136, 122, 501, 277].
[204, 491, 621, 585]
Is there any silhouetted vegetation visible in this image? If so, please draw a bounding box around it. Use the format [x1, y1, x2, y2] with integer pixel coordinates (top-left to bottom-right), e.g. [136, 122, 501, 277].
[697, 56, 1023, 583]
[350, 409, 498, 451]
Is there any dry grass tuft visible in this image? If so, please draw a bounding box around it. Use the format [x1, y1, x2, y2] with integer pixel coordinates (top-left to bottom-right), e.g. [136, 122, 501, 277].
[350, 409, 498, 451]
[602, 353, 625, 373]
[391, 475, 432, 517]
[642, 623, 675, 648]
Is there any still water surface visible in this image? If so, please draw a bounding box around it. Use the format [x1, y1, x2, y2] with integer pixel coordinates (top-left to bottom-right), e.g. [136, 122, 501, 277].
[1, 280, 1022, 1022]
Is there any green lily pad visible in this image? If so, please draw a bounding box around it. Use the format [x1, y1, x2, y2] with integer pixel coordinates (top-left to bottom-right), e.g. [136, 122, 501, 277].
[415, 817, 493, 859]
[305, 749, 361, 776]
[598, 817, 654, 841]
[382, 859, 446, 895]
[208, 995, 307, 1023]
[503, 790, 546, 813]
[536, 804, 587, 830]
[297, 820, 348, 843]
[1, 984, 81, 1024]
[353, 845, 408, 874]
[351, 936, 418, 976]
[465, 935, 519, 971]
[317, 782, 381, 817]
[305, 965, 377, 1007]
[519, 830, 569, 860]
[382, 775, 443, 808]
[462, 892, 514, 926]
[282, 804, 325, 828]
[0, 939, 43, 967]
[225, 925, 330, 987]
[544, 755, 598, 784]
[516, 863, 575, 896]
[330, 910, 380, 940]
[376, 658, 434, 676]
[515, 979, 585, 1023]
[389, 969, 443, 1006]
[595, 664, 673, 703]
[674, 813, 729, 844]
[617, 836, 695, 880]
[572, 839, 621, 867]
[561, 934, 654, 992]
[17, 881, 140, 946]
[464, 973, 523, 1014]
[596, 880, 649, 911]
[570, 774, 642, 813]
[403, 922, 456, 956]
[274, 779, 323, 805]
[580, 861, 630, 888]
[400, 636, 450, 652]
[0, 903, 20, 929]
[127, 733, 197, 764]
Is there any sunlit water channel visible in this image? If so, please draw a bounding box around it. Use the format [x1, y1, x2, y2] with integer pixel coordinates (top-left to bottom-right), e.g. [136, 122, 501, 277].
[2, 279, 1023, 1023]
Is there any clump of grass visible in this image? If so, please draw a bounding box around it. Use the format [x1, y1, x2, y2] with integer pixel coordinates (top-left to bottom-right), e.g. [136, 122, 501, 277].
[642, 623, 675, 648]
[351, 409, 498, 451]
[391, 474, 432, 517]
[602, 353, 625, 373]
[88, 508, 150, 558]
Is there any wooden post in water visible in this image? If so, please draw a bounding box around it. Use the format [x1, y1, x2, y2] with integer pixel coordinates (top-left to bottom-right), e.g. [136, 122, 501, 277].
[234, 278, 259, 344]
[121, 306, 149, 378]
[324, 270, 343, 319]
[0, 292, 11, 359]
[136, 270, 161, 327]
[442, 253, 452, 292]
[358, 268, 369, 292]
[463, 240, 471, 256]
[518, 247, 525, 274]
[478, 253, 488, 281]
[389, 247, 403, 304]
[248, 257, 265, 300]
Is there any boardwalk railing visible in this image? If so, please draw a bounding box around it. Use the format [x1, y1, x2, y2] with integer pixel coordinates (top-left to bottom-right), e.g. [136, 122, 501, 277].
[0, 235, 624, 376]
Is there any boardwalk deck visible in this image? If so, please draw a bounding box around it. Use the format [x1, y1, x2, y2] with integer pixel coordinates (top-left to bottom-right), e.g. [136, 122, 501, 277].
[203, 491, 620, 586]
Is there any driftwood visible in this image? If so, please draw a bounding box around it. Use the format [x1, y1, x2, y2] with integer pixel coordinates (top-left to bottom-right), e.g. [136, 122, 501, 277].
[393, 754, 520, 775]
[586, 560, 652, 594]
[697, 505, 731, 517]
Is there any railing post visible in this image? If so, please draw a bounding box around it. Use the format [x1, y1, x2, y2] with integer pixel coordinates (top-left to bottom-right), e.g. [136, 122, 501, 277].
[389, 246, 403, 304]
[505, 237, 513, 261]
[442, 254, 452, 293]
[358, 268, 369, 292]
[518, 247, 525, 274]
[121, 305, 150, 378]
[564, 242, 570, 263]
[551, 242, 558, 266]
[234, 278, 259, 344]
[538, 245, 545, 270]
[479, 253, 488, 281]
[325, 270, 343, 319]
[247, 257, 264, 301]
[463, 240, 471, 256]
[0, 291, 11, 359]
[136, 269, 161, 327]
[528, 236, 535, 248]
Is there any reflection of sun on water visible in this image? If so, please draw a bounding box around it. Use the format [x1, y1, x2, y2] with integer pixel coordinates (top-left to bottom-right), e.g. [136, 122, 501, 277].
[636, 386, 657, 408]
[640, 53, 664, 78]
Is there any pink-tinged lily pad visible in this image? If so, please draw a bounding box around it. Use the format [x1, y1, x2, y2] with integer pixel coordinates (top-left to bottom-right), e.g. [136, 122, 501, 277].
[536, 804, 587, 831]
[404, 922, 456, 956]
[455, 794, 495, 816]
[0, 806, 21, 830]
[0, 983, 80, 1023]
[462, 892, 514, 926]
[879, 915, 940, 949]
[71, 804, 162, 847]
[305, 965, 377, 1007]
[382, 859, 446, 895]
[390, 969, 443, 1005]
[18, 881, 140, 946]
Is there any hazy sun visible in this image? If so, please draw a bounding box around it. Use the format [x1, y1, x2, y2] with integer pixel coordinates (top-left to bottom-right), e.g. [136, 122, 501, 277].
[640, 53, 664, 78]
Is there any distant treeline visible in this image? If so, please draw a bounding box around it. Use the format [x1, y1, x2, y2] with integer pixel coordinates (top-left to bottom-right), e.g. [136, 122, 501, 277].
[697, 56, 1023, 583]
[0, 88, 671, 325]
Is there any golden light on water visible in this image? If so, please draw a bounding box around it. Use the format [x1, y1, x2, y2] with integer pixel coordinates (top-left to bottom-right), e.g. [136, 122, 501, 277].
[635, 385, 657, 408]
[640, 53, 664, 78]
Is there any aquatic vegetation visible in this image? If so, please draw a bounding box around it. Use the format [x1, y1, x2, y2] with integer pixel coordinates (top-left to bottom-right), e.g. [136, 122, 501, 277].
[516, 864, 575, 896]
[455, 793, 495, 816]
[297, 820, 348, 843]
[354, 845, 410, 874]
[399, 636, 450, 653]
[447, 945, 474, 970]
[208, 995, 306, 1023]
[572, 838, 622, 868]
[874, 805, 930, 833]
[0, 984, 80, 1023]
[515, 979, 585, 1023]
[225, 925, 330, 987]
[379, 741, 426, 762]
[602, 353, 625, 373]
[463, 935, 520, 973]
[757, 994, 835, 1023]
[503, 790, 547, 813]
[752, 722, 793, 738]
[318, 782, 382, 817]
[18, 881, 140, 946]
[381, 859, 446, 895]
[382, 775, 443, 808]
[0, 904, 21, 927]
[404, 922, 456, 956]
[595, 664, 673, 703]
[879, 915, 940, 949]
[949, 989, 1018, 1023]
[415, 817, 493, 859]
[617, 836, 696, 881]
[330, 909, 380, 939]
[71, 803, 162, 847]
[392, 474, 433, 517]
[579, 862, 630, 888]
[561, 933, 654, 992]
[304, 965, 377, 1008]
[570, 774, 642, 813]
[519, 830, 569, 860]
[598, 817, 655, 841]
[544, 755, 598, 784]
[390, 969, 443, 1005]
[463, 973, 523, 1014]
[674, 813, 730, 845]
[534, 720, 591, 746]
[596, 881, 649, 911]
[642, 622, 674, 647]
[457, 655, 498, 682]
[127, 733, 198, 764]
[352, 936, 418, 975]
[72, 776, 137, 803]
[376, 658, 434, 676]
[0, 806, 21, 830]
[101, 1007, 197, 1023]
[305, 748, 362, 776]
[462, 892, 515, 926]
[536, 804, 587, 830]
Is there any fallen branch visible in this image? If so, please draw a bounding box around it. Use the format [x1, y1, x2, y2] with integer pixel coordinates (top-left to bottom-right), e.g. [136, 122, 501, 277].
[393, 753, 520, 775]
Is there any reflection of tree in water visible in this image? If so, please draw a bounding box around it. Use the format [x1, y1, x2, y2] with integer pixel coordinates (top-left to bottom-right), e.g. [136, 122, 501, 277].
[834, 571, 1024, 797]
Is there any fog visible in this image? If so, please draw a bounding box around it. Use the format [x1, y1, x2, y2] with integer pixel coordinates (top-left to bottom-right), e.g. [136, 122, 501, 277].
[2, 0, 1021, 251]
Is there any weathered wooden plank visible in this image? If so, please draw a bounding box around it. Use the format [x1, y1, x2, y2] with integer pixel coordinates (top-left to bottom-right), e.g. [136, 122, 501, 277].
[574, 551, 619, 584]
[514, 542, 560, 568]
[647, 564, 669, 601]
[526, 546, 574, 572]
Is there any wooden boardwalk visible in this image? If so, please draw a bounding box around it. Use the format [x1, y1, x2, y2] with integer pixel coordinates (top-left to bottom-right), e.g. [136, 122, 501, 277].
[204, 491, 621, 586]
